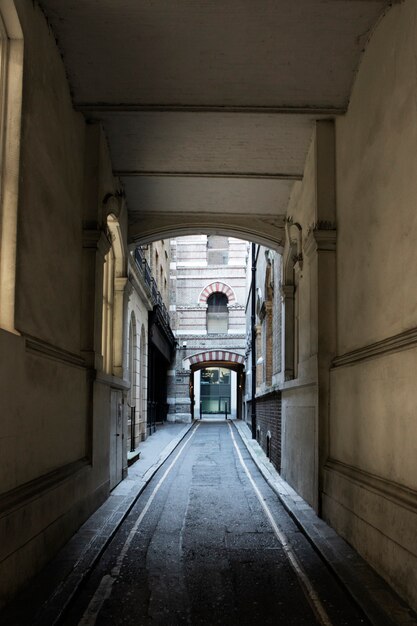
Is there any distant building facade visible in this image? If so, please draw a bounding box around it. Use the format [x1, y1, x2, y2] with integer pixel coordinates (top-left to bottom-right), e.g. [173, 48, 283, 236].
[168, 236, 248, 422]
[127, 239, 174, 462]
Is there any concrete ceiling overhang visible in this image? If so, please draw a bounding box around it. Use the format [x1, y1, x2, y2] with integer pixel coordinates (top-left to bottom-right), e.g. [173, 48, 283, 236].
[38, 0, 391, 248]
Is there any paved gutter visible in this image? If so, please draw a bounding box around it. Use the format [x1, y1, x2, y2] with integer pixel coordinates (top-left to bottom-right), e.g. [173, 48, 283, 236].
[1, 422, 194, 626]
[234, 420, 417, 626]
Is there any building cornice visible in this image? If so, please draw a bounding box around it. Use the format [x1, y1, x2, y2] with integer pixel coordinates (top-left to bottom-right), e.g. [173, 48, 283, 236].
[332, 326, 417, 368]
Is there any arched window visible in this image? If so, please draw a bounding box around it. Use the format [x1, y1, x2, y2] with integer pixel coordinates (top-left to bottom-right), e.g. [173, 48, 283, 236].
[207, 292, 228, 334]
[207, 235, 229, 265]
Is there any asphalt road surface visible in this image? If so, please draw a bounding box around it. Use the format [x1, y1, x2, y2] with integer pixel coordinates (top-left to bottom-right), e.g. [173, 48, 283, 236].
[61, 422, 368, 626]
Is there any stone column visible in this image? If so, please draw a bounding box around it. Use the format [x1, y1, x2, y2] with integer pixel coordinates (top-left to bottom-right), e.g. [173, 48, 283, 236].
[310, 119, 337, 513]
[304, 228, 336, 512]
[112, 276, 129, 380]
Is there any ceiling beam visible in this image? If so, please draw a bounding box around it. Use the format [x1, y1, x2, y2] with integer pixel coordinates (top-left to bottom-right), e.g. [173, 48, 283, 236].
[116, 170, 302, 180]
[76, 103, 345, 116]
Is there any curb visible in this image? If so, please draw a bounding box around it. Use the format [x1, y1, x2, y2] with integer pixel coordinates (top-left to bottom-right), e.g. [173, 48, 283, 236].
[3, 422, 195, 626]
[46, 421, 195, 625]
[233, 420, 417, 626]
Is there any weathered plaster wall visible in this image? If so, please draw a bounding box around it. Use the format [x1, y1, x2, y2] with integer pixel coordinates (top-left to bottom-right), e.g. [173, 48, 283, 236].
[0, 2, 123, 606]
[325, 0, 417, 609]
[15, 0, 85, 351]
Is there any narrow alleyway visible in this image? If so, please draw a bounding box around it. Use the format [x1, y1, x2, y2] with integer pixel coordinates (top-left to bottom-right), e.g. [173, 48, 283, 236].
[56, 422, 366, 626]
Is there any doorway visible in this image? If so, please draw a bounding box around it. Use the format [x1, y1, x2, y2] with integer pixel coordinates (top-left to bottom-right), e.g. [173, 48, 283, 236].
[200, 367, 231, 414]
[110, 389, 124, 490]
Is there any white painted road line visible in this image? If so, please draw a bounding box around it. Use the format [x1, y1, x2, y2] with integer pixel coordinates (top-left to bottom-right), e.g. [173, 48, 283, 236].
[77, 423, 200, 626]
[228, 422, 333, 626]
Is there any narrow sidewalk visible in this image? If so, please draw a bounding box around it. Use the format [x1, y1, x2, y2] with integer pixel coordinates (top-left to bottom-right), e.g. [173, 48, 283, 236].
[234, 420, 417, 626]
[1, 421, 193, 626]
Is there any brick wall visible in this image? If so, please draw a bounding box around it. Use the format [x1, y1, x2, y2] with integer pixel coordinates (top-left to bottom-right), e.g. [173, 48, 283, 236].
[247, 391, 282, 472]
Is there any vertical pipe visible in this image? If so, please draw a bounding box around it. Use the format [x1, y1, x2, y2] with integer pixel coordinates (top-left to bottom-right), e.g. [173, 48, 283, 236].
[251, 243, 257, 439]
[130, 406, 135, 452]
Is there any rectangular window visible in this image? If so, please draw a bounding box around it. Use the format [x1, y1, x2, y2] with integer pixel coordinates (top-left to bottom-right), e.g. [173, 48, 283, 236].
[207, 312, 228, 334]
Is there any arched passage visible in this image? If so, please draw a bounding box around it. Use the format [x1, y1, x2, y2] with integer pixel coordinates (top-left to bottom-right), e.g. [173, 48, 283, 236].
[1, 1, 416, 614]
[128, 221, 285, 253]
[189, 351, 245, 367]
[188, 352, 245, 421]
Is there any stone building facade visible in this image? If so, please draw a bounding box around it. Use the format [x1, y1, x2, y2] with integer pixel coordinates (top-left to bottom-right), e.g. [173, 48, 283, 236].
[126, 238, 172, 457]
[244, 246, 282, 470]
[168, 236, 248, 422]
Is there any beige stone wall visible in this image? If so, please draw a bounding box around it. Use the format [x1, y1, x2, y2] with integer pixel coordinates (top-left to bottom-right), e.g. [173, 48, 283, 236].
[327, 0, 417, 609]
[336, 3, 417, 354]
[14, 1, 85, 351]
[281, 0, 417, 610]
[0, 2, 127, 606]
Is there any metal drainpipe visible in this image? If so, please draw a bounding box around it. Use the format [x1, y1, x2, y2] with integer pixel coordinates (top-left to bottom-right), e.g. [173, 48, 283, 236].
[251, 242, 257, 439]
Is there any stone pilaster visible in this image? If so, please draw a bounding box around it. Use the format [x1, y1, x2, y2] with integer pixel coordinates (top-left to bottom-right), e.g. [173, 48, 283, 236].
[80, 229, 111, 369]
[280, 283, 295, 381]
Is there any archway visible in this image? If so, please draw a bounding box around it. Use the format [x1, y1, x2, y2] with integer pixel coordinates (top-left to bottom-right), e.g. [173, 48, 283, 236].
[188, 351, 245, 421]
[129, 221, 284, 253]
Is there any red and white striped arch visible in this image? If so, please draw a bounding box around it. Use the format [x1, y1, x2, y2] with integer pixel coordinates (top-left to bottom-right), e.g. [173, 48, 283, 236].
[198, 282, 235, 304]
[189, 351, 245, 366]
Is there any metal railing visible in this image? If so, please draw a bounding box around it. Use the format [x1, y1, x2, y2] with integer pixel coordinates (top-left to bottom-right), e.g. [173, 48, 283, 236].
[133, 248, 170, 324]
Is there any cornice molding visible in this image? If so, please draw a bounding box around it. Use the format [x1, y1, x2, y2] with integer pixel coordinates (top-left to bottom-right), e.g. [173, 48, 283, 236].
[333, 326, 417, 368]
[304, 228, 336, 258]
[25, 336, 86, 369]
[95, 372, 131, 390]
[76, 103, 345, 115]
[324, 458, 417, 514]
[0, 459, 90, 517]
[116, 170, 302, 181]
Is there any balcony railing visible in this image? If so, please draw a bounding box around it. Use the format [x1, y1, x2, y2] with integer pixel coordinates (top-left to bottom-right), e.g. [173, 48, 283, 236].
[151, 277, 158, 302]
[133, 248, 170, 325]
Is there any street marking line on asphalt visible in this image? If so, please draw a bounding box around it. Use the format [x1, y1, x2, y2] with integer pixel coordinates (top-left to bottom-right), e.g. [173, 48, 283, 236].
[228, 422, 333, 626]
[77, 423, 200, 626]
